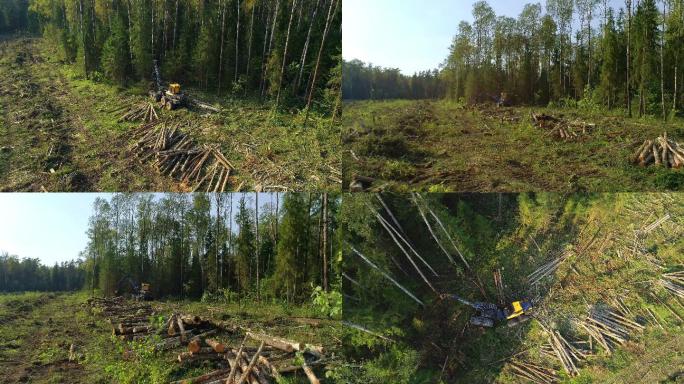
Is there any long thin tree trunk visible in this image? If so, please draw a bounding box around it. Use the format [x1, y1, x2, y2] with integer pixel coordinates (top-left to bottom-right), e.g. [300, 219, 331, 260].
[275, 0, 297, 108]
[173, 0, 179, 49]
[661, 0, 666, 120]
[255, 193, 260, 302]
[627, 0, 632, 117]
[218, 0, 227, 95]
[246, 2, 255, 78]
[296, 0, 320, 93]
[305, 0, 338, 121]
[321, 193, 328, 292]
[235, 0, 241, 83]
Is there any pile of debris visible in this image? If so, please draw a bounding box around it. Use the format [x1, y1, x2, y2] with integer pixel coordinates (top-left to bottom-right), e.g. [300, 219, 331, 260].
[659, 270, 684, 299]
[86, 297, 326, 384]
[480, 107, 521, 123]
[631, 133, 684, 168]
[575, 304, 644, 354]
[537, 322, 589, 377]
[531, 113, 595, 140]
[507, 358, 558, 384]
[130, 122, 234, 192]
[119, 102, 159, 123]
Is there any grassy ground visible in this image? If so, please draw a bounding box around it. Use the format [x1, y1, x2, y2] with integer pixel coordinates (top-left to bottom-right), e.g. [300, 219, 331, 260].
[0, 36, 340, 192]
[0, 291, 348, 383]
[342, 193, 684, 383]
[343, 99, 684, 192]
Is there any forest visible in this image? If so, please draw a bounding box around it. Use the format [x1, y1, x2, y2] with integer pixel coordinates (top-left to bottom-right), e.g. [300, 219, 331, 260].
[79, 192, 340, 302]
[28, 0, 342, 112]
[0, 252, 86, 292]
[0, 0, 34, 34]
[342, 59, 446, 100]
[344, 0, 684, 118]
[341, 193, 684, 383]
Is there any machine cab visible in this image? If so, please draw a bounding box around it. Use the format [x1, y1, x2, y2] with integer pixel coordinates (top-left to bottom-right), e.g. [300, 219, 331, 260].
[504, 300, 532, 320]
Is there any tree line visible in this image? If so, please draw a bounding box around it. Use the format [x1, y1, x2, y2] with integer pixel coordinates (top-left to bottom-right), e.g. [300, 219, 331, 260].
[0, 253, 86, 292]
[0, 0, 33, 34]
[83, 193, 339, 303]
[342, 59, 446, 100]
[28, 0, 341, 112]
[344, 0, 684, 119]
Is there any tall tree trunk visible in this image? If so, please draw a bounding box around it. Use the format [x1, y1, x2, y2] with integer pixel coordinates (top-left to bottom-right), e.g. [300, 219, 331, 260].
[296, 0, 320, 93]
[228, 194, 233, 291]
[627, 0, 632, 117]
[321, 193, 328, 291]
[255, 193, 260, 302]
[218, 0, 227, 95]
[246, 2, 256, 78]
[173, 0, 179, 49]
[235, 0, 241, 83]
[275, 0, 298, 108]
[305, 0, 338, 121]
[259, 3, 273, 97]
[661, 0, 667, 120]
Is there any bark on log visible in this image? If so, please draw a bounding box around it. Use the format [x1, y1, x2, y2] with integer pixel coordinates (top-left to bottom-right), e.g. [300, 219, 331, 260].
[206, 338, 225, 353]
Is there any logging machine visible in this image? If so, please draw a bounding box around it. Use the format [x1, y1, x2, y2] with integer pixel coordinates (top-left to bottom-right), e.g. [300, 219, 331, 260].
[441, 294, 533, 328]
[150, 60, 188, 110]
[116, 276, 153, 301]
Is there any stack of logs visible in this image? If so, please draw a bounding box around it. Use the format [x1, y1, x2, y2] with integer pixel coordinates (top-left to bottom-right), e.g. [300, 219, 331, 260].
[537, 322, 588, 377]
[508, 358, 558, 384]
[87, 297, 325, 384]
[631, 133, 684, 168]
[575, 305, 644, 354]
[660, 271, 684, 299]
[130, 122, 234, 192]
[531, 113, 595, 140]
[119, 102, 159, 123]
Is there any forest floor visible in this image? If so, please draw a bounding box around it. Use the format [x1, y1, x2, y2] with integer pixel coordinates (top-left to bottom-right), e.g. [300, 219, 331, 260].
[343, 193, 684, 383]
[0, 291, 346, 383]
[0, 35, 340, 192]
[343, 100, 684, 192]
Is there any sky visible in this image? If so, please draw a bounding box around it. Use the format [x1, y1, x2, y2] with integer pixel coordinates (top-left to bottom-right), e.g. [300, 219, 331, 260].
[343, 0, 627, 75]
[0, 193, 280, 266]
[0, 193, 103, 266]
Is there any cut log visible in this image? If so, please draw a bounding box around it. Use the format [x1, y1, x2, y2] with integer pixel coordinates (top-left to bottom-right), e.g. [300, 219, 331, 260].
[205, 338, 225, 353]
[302, 361, 320, 384]
[235, 342, 264, 384]
[168, 368, 232, 384]
[246, 332, 302, 353]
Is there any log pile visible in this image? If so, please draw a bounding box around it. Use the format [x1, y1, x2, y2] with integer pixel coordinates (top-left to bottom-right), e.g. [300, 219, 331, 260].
[119, 102, 159, 123]
[508, 358, 558, 384]
[87, 297, 327, 384]
[537, 322, 586, 376]
[660, 271, 684, 299]
[631, 133, 684, 168]
[130, 122, 234, 192]
[576, 305, 644, 354]
[527, 251, 573, 285]
[531, 113, 595, 140]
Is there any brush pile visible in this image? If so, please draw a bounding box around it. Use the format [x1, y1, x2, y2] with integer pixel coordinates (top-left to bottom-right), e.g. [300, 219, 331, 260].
[631, 133, 684, 168]
[575, 304, 644, 354]
[659, 271, 684, 299]
[531, 113, 595, 140]
[507, 358, 558, 384]
[119, 102, 159, 123]
[86, 297, 327, 384]
[130, 122, 234, 192]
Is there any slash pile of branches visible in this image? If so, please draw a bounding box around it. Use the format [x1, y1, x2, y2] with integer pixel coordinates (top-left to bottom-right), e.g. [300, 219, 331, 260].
[527, 250, 573, 285]
[87, 297, 327, 384]
[537, 321, 588, 377]
[130, 122, 234, 192]
[531, 113, 595, 140]
[575, 304, 644, 354]
[119, 102, 159, 123]
[507, 358, 558, 384]
[631, 133, 684, 168]
[659, 271, 684, 299]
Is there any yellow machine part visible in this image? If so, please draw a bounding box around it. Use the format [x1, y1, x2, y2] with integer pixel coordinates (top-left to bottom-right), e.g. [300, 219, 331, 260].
[169, 83, 181, 94]
[141, 283, 150, 292]
[506, 301, 525, 320]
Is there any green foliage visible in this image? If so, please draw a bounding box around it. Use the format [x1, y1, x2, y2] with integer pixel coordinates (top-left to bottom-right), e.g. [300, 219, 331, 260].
[310, 285, 342, 319]
[100, 13, 130, 86]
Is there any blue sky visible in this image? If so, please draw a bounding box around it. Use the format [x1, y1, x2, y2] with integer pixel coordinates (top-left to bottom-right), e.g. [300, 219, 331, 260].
[0, 193, 279, 266]
[343, 0, 627, 75]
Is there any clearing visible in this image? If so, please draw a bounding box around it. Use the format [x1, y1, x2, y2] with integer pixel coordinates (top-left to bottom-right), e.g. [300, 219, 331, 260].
[343, 100, 684, 192]
[341, 193, 684, 383]
[0, 36, 340, 192]
[0, 291, 348, 383]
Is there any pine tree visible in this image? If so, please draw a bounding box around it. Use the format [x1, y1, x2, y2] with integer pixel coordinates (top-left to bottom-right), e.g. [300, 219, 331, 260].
[101, 9, 131, 85]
